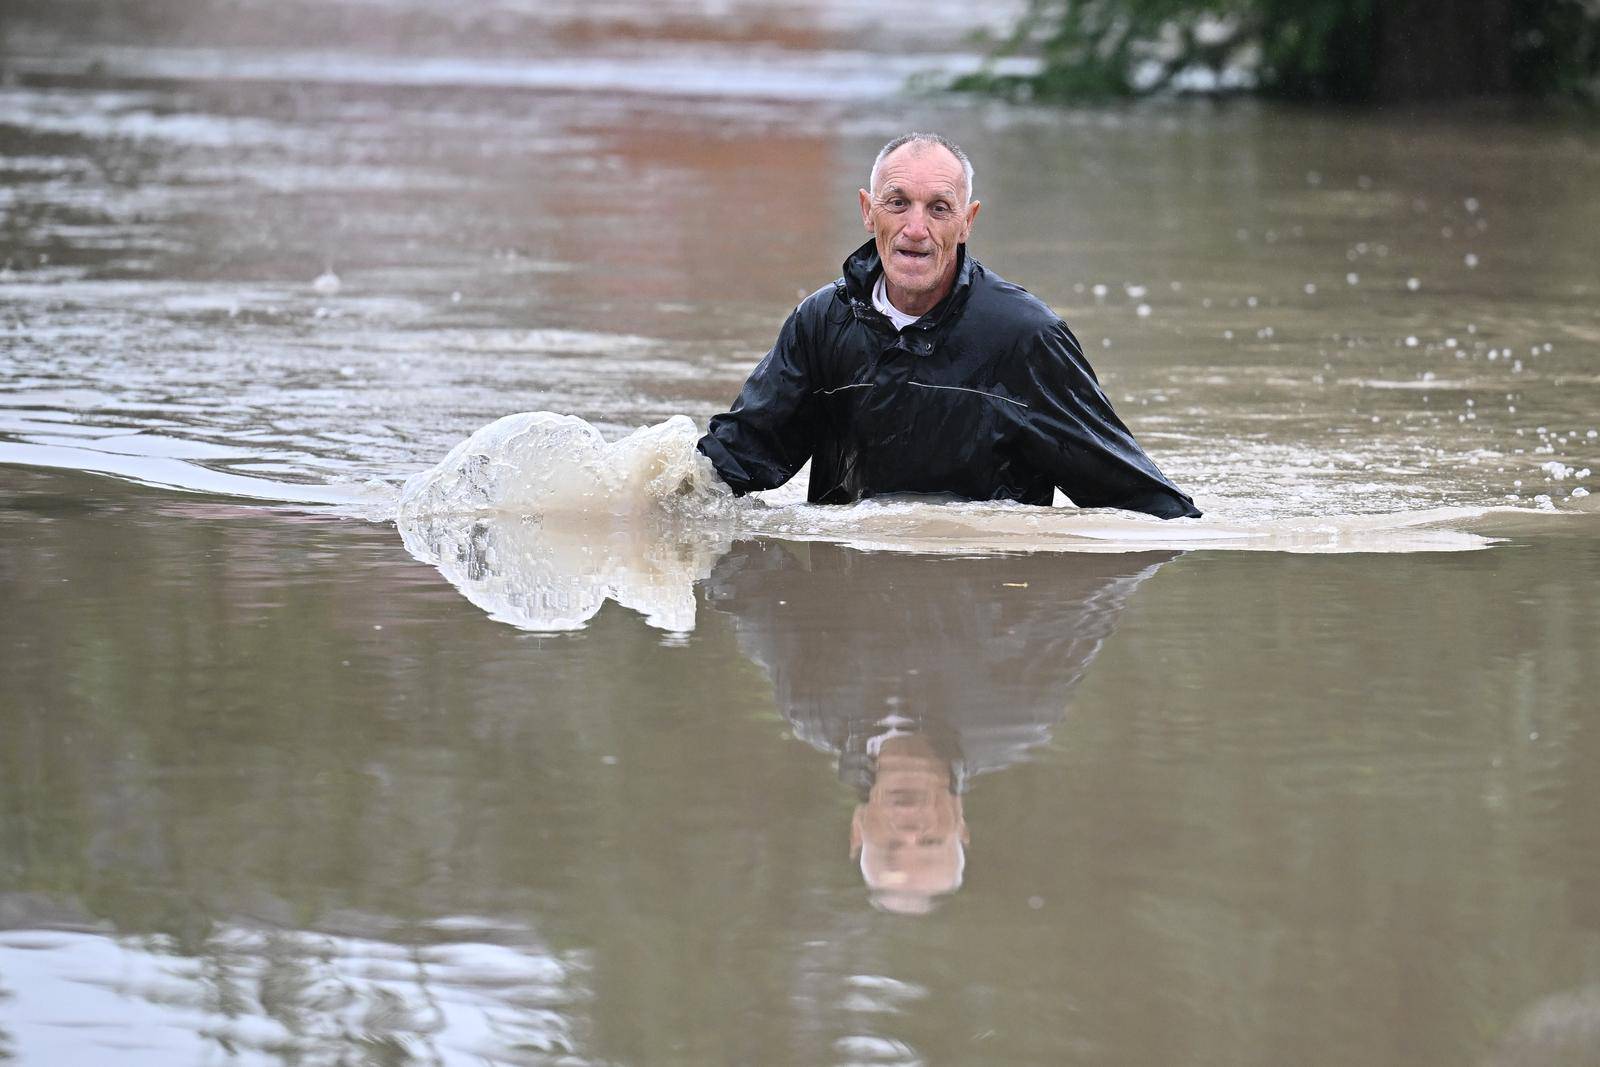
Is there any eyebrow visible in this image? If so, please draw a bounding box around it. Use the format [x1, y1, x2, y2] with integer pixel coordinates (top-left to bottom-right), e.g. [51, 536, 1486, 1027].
[877, 183, 959, 202]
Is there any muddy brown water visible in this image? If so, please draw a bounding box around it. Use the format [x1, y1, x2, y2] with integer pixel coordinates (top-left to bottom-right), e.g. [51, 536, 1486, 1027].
[4, 2, 1600, 1064]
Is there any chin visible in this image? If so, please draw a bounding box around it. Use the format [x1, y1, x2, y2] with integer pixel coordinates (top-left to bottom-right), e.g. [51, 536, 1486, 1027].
[888, 271, 934, 295]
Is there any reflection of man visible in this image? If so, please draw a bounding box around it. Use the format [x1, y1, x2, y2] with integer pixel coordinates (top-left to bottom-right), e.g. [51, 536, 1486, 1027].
[698, 131, 1199, 519]
[850, 732, 968, 915]
[705, 540, 1177, 912]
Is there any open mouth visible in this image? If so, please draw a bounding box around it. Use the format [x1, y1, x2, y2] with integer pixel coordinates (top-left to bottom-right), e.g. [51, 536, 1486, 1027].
[894, 248, 932, 263]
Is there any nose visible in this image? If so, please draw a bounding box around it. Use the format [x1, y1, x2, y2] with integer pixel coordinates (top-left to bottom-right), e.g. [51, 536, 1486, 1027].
[901, 207, 931, 242]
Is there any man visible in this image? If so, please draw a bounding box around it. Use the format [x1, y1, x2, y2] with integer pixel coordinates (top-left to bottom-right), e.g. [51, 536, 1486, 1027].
[697, 132, 1201, 519]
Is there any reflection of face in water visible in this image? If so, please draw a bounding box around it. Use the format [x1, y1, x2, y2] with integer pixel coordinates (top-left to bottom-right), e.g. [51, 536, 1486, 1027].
[850, 733, 971, 915]
[705, 540, 1178, 913]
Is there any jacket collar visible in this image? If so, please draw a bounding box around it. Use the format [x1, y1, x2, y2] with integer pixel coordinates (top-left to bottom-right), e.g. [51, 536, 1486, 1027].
[840, 239, 977, 329]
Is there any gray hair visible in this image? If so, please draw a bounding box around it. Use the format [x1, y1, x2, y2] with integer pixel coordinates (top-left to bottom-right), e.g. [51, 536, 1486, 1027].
[868, 132, 975, 204]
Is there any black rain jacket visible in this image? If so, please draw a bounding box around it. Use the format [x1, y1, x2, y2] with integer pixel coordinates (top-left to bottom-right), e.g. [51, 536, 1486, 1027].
[698, 240, 1201, 519]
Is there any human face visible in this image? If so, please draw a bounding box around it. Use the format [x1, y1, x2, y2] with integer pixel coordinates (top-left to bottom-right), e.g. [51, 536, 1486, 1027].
[850, 737, 969, 908]
[859, 144, 980, 317]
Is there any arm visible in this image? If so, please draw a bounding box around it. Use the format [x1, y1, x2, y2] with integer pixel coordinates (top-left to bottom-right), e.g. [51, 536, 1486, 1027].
[1013, 322, 1201, 519]
[698, 304, 821, 494]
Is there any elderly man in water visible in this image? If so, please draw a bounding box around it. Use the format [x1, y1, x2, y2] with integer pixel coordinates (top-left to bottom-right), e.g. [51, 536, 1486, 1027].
[698, 131, 1199, 519]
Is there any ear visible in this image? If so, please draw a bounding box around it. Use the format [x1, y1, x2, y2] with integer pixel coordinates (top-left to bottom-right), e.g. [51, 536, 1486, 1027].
[859, 188, 874, 231]
[850, 805, 865, 861]
[961, 199, 981, 241]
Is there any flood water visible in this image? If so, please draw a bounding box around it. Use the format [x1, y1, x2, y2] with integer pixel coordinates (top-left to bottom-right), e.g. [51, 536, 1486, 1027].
[4, 2, 1600, 1064]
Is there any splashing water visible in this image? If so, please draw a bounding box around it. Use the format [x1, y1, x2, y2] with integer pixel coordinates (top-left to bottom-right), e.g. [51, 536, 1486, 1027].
[396, 413, 736, 633]
[396, 412, 735, 525]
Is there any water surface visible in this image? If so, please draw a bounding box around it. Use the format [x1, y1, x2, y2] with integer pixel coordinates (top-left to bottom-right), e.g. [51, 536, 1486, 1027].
[4, 2, 1600, 1063]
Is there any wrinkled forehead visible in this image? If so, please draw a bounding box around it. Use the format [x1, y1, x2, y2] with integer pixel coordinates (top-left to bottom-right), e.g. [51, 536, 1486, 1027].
[873, 143, 968, 198]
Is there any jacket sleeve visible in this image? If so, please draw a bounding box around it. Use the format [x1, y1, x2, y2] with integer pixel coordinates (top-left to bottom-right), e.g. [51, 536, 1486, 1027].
[697, 304, 822, 495]
[1012, 322, 1201, 519]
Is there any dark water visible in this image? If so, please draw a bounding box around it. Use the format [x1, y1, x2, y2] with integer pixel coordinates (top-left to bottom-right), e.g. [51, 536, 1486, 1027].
[4, 468, 1600, 1064]
[4, 1, 1600, 1063]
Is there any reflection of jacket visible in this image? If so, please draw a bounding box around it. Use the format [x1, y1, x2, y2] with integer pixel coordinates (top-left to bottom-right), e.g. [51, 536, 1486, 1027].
[704, 540, 1177, 787]
[698, 240, 1200, 519]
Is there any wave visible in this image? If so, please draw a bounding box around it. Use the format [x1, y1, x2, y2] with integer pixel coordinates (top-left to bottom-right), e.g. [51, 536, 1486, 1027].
[381, 412, 1598, 633]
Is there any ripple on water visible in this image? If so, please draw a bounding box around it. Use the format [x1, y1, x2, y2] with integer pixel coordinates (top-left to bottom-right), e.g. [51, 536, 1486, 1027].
[0, 921, 592, 1065]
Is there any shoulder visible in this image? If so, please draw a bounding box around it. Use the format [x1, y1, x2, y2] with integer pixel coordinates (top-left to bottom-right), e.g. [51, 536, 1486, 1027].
[961, 258, 1068, 344]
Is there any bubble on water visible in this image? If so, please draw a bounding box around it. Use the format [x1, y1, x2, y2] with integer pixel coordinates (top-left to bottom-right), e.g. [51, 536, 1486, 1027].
[1346, 272, 1360, 285]
[1572, 487, 1590, 498]
[1223, 329, 1233, 339]
[1465, 197, 1480, 214]
[1125, 284, 1147, 298]
[1464, 252, 1479, 268]
[1406, 277, 1422, 292]
[312, 270, 341, 295]
[1136, 303, 1152, 318]
[1304, 283, 1317, 295]
[1405, 336, 1419, 347]
[1092, 283, 1108, 297]
[1540, 461, 1572, 480]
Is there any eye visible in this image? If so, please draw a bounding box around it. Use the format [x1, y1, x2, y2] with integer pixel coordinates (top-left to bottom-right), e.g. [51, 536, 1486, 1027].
[929, 203, 952, 218]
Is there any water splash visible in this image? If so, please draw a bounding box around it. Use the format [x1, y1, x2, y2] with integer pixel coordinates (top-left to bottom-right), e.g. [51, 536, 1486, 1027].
[396, 412, 733, 526]
[395, 413, 734, 633]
